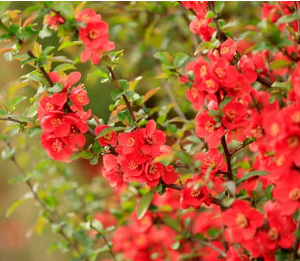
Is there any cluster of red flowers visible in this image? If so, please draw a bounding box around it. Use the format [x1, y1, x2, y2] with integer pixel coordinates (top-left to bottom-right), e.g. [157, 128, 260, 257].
[182, 1, 216, 42]
[38, 72, 91, 162]
[76, 9, 115, 65]
[98, 120, 178, 188]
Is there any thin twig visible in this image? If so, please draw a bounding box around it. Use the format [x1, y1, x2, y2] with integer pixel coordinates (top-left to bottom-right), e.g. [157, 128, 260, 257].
[250, 92, 261, 115]
[191, 238, 227, 258]
[256, 75, 272, 88]
[208, 2, 228, 43]
[107, 66, 136, 123]
[165, 83, 187, 120]
[0, 117, 27, 125]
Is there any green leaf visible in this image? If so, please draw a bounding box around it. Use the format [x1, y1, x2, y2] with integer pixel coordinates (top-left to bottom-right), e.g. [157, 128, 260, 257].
[222, 181, 236, 196]
[95, 126, 125, 139]
[215, 1, 225, 13]
[78, 151, 94, 160]
[51, 82, 63, 93]
[174, 53, 189, 67]
[222, 197, 235, 207]
[136, 189, 155, 220]
[58, 41, 82, 51]
[6, 192, 33, 217]
[219, 96, 232, 110]
[91, 219, 103, 233]
[194, 41, 216, 55]
[118, 79, 129, 90]
[276, 12, 300, 25]
[237, 170, 269, 184]
[153, 52, 173, 66]
[9, 24, 19, 35]
[54, 63, 76, 72]
[269, 59, 293, 70]
[11, 96, 26, 109]
[87, 69, 108, 81]
[265, 184, 274, 200]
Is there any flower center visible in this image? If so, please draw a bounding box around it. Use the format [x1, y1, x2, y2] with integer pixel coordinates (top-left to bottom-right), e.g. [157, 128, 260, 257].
[289, 188, 300, 201]
[52, 139, 63, 152]
[288, 136, 299, 148]
[236, 213, 248, 228]
[127, 137, 135, 147]
[200, 65, 207, 77]
[88, 29, 99, 40]
[46, 102, 54, 111]
[148, 164, 157, 174]
[165, 165, 174, 172]
[268, 228, 279, 241]
[51, 118, 62, 127]
[215, 67, 224, 78]
[190, 189, 201, 198]
[205, 79, 216, 89]
[191, 87, 198, 99]
[205, 121, 214, 133]
[145, 134, 156, 145]
[128, 161, 138, 170]
[270, 123, 280, 137]
[221, 46, 230, 55]
[104, 133, 112, 141]
[76, 92, 85, 103]
[292, 112, 300, 123]
[226, 109, 236, 121]
[252, 125, 263, 139]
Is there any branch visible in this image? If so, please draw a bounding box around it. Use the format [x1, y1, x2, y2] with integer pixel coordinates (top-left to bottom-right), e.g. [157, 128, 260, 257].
[191, 238, 227, 258]
[208, 2, 228, 43]
[0, 117, 27, 125]
[256, 75, 272, 88]
[107, 66, 136, 123]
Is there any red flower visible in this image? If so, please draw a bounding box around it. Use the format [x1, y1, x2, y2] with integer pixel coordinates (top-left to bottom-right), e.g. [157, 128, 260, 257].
[76, 9, 99, 23]
[95, 125, 117, 147]
[195, 110, 224, 148]
[80, 42, 115, 65]
[117, 130, 139, 155]
[69, 85, 89, 107]
[41, 132, 72, 162]
[180, 176, 212, 209]
[222, 99, 248, 130]
[219, 39, 237, 62]
[48, 71, 81, 91]
[138, 120, 166, 157]
[273, 170, 300, 216]
[102, 154, 123, 187]
[196, 148, 224, 175]
[161, 165, 178, 185]
[222, 200, 264, 243]
[40, 111, 71, 137]
[144, 161, 164, 187]
[79, 19, 110, 49]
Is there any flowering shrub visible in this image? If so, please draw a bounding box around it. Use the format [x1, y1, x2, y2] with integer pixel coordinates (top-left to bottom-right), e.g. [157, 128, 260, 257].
[1, 1, 300, 261]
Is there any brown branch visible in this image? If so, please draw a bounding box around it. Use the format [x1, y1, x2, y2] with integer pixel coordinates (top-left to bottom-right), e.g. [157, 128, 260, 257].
[250, 92, 261, 115]
[107, 66, 136, 123]
[0, 117, 27, 125]
[221, 136, 233, 180]
[256, 75, 272, 88]
[208, 2, 228, 43]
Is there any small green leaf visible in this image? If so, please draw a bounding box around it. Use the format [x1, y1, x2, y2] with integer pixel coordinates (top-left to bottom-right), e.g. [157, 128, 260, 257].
[118, 79, 129, 90]
[6, 192, 33, 217]
[237, 170, 269, 184]
[95, 126, 125, 139]
[222, 197, 235, 207]
[265, 184, 274, 200]
[78, 151, 94, 160]
[54, 63, 76, 72]
[219, 96, 232, 110]
[51, 82, 63, 93]
[194, 41, 216, 55]
[277, 12, 300, 25]
[214, 1, 225, 13]
[269, 60, 293, 70]
[222, 181, 236, 196]
[137, 189, 155, 220]
[154, 52, 173, 66]
[58, 41, 82, 51]
[11, 96, 26, 109]
[174, 53, 189, 67]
